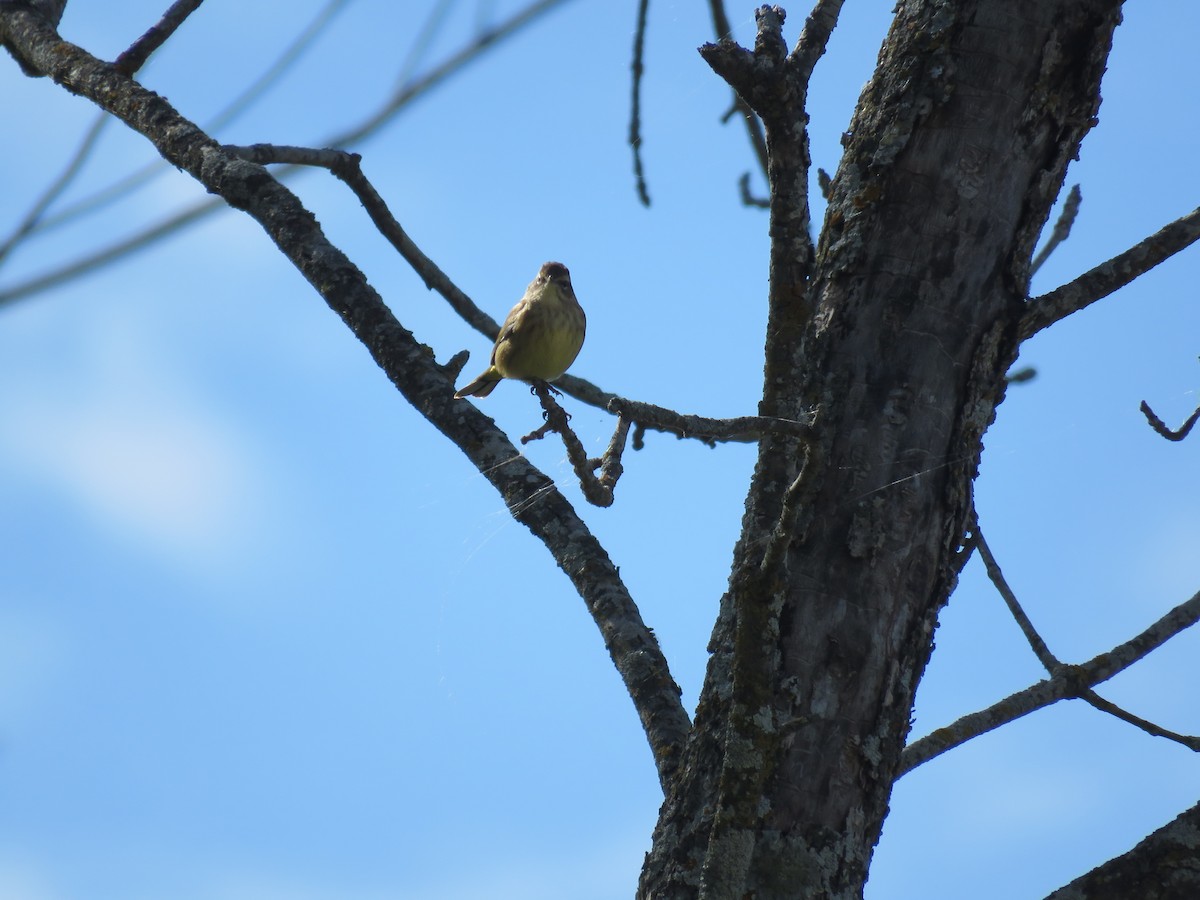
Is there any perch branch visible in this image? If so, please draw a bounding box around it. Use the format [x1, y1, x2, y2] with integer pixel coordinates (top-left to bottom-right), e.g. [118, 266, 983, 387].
[608, 396, 815, 445]
[226, 144, 791, 452]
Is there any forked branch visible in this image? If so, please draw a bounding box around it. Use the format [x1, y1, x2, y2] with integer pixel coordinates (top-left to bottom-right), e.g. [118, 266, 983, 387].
[974, 521, 1200, 751]
[900, 582, 1200, 775]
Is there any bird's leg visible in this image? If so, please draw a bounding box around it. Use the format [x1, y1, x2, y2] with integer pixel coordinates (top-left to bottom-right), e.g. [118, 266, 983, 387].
[531, 380, 570, 422]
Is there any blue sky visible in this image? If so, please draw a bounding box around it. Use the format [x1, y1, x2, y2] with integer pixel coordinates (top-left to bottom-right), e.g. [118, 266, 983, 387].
[1, 1, 1198, 898]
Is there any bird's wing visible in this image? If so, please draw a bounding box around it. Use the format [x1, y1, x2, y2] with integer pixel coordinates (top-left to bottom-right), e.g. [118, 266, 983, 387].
[490, 300, 530, 365]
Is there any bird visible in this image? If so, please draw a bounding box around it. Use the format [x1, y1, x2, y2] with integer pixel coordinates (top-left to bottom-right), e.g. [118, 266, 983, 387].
[454, 261, 586, 399]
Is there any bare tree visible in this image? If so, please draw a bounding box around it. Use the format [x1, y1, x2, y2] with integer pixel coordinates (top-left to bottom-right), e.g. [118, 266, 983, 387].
[2, 1, 1197, 897]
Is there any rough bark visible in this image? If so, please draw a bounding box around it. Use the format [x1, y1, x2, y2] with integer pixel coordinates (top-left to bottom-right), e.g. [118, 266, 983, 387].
[1045, 802, 1200, 900]
[639, 1, 1122, 897]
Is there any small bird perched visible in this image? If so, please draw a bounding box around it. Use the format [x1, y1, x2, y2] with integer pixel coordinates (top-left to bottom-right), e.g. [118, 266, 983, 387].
[454, 261, 586, 399]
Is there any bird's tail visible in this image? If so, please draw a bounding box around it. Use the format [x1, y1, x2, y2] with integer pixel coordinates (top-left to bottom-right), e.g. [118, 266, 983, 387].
[453, 369, 502, 398]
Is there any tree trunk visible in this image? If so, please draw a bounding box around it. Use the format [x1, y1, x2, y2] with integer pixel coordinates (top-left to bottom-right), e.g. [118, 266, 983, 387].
[639, 1, 1123, 897]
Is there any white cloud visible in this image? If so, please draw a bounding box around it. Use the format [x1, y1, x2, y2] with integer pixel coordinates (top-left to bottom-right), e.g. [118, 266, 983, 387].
[0, 315, 270, 577]
[0, 854, 64, 900]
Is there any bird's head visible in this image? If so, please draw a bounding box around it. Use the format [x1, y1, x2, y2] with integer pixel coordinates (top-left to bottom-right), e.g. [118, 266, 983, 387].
[538, 261, 573, 293]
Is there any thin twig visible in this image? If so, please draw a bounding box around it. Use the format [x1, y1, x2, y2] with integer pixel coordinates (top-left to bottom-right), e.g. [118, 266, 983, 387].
[114, 0, 206, 74]
[1081, 693, 1200, 751]
[737, 171, 769, 209]
[1140, 399, 1200, 441]
[1029, 184, 1081, 277]
[974, 523, 1058, 670]
[899, 587, 1200, 775]
[705, 0, 769, 178]
[226, 144, 500, 337]
[629, 0, 652, 207]
[0, 198, 218, 304]
[0, 112, 109, 265]
[332, 0, 576, 148]
[1019, 205, 1200, 340]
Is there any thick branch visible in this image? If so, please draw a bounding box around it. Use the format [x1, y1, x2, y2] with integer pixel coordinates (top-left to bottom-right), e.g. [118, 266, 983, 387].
[0, 5, 690, 789]
[1046, 801, 1200, 900]
[1020, 205, 1200, 340]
